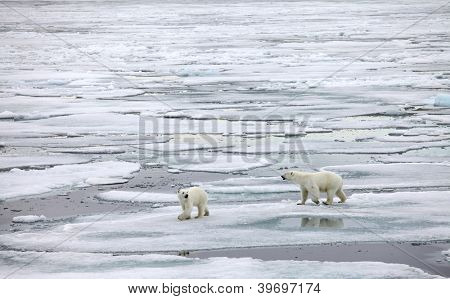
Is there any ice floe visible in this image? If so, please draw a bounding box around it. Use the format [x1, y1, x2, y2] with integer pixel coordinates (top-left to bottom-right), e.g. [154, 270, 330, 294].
[168, 154, 273, 173]
[0, 155, 91, 171]
[0, 161, 140, 200]
[0, 251, 438, 279]
[322, 163, 450, 190]
[84, 178, 128, 185]
[49, 146, 126, 154]
[0, 111, 19, 119]
[95, 191, 178, 203]
[12, 215, 47, 223]
[0, 191, 448, 253]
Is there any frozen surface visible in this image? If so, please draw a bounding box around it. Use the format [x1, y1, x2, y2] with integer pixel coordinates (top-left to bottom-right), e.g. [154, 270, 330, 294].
[434, 94, 450, 107]
[322, 163, 450, 190]
[0, 155, 90, 171]
[12, 215, 47, 223]
[1, 191, 449, 253]
[1, 0, 450, 278]
[0, 161, 140, 200]
[84, 178, 128, 185]
[201, 162, 450, 195]
[168, 154, 273, 173]
[96, 191, 178, 203]
[442, 249, 450, 262]
[0, 251, 438, 279]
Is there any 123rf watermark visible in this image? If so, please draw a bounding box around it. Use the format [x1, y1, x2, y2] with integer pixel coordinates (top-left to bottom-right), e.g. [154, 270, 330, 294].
[138, 113, 312, 167]
[128, 281, 321, 296]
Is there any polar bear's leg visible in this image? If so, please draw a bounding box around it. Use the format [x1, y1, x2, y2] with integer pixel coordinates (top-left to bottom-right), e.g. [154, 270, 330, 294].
[323, 190, 335, 205]
[308, 185, 320, 205]
[336, 188, 347, 203]
[178, 201, 192, 220]
[297, 187, 309, 205]
[204, 206, 210, 216]
[196, 204, 206, 219]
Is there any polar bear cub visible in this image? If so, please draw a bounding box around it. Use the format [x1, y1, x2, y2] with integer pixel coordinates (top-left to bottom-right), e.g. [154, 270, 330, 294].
[177, 187, 209, 220]
[281, 170, 347, 205]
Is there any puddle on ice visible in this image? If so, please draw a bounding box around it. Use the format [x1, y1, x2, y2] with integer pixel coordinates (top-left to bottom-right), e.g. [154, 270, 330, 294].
[250, 216, 346, 231]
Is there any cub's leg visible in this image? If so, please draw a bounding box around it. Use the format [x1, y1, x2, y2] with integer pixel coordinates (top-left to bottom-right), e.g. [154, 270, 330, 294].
[297, 187, 309, 205]
[178, 201, 192, 220]
[336, 188, 347, 203]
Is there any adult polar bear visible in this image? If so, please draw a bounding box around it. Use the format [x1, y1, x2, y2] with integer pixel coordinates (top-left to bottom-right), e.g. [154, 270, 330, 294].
[177, 187, 209, 220]
[281, 170, 347, 205]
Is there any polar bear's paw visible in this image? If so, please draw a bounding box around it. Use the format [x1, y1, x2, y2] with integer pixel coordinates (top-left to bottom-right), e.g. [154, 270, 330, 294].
[178, 214, 190, 221]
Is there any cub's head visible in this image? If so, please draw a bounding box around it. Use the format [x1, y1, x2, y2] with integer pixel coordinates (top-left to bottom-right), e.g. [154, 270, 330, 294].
[281, 171, 296, 181]
[177, 188, 189, 199]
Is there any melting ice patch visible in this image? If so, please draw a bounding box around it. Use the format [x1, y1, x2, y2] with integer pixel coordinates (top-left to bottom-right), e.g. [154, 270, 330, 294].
[0, 161, 140, 200]
[0, 251, 438, 278]
[0, 191, 448, 253]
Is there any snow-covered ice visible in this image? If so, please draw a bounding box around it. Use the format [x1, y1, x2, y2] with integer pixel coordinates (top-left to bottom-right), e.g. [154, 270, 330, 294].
[168, 154, 273, 173]
[95, 191, 178, 203]
[0, 155, 91, 171]
[322, 163, 450, 190]
[12, 215, 47, 223]
[0, 251, 438, 279]
[0, 161, 140, 200]
[84, 178, 128, 185]
[1, 191, 449, 253]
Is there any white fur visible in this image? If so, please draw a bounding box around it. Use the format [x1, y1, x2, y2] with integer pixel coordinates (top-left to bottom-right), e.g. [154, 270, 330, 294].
[281, 170, 347, 205]
[177, 187, 209, 220]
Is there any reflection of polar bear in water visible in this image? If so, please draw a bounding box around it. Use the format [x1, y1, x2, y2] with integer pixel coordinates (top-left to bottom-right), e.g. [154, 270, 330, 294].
[281, 170, 347, 205]
[301, 217, 344, 228]
[177, 187, 209, 221]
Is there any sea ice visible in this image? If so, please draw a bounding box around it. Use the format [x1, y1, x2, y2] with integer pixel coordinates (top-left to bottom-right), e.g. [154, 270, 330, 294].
[0, 161, 140, 200]
[0, 251, 439, 279]
[49, 146, 126, 154]
[434, 94, 450, 107]
[322, 163, 450, 190]
[12, 215, 47, 223]
[168, 154, 273, 173]
[95, 191, 178, 203]
[0, 155, 91, 171]
[0, 191, 448, 253]
[0, 111, 19, 119]
[84, 178, 128, 185]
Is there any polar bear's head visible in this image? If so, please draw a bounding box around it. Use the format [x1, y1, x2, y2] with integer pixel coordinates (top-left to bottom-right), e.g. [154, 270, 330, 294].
[281, 171, 296, 181]
[177, 188, 189, 199]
